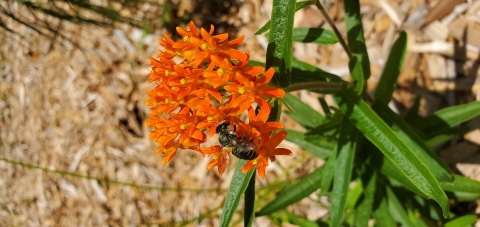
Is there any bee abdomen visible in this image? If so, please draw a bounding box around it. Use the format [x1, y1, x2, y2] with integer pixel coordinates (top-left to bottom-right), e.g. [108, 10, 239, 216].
[232, 143, 258, 160]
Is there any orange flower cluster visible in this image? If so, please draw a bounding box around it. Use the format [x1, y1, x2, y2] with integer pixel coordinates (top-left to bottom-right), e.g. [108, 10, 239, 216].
[145, 21, 292, 179]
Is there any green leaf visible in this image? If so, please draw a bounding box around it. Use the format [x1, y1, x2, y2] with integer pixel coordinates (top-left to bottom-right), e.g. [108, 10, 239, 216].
[331, 119, 357, 227]
[336, 85, 449, 217]
[345, 180, 363, 209]
[410, 101, 480, 139]
[285, 129, 334, 159]
[444, 214, 477, 227]
[440, 174, 480, 201]
[257, 166, 324, 216]
[372, 186, 396, 227]
[244, 173, 255, 227]
[349, 56, 364, 94]
[320, 155, 336, 193]
[344, 0, 370, 79]
[386, 186, 416, 227]
[255, 1, 313, 35]
[372, 100, 452, 182]
[220, 160, 256, 226]
[375, 31, 407, 102]
[266, 0, 296, 88]
[353, 165, 377, 227]
[292, 27, 338, 45]
[283, 93, 326, 128]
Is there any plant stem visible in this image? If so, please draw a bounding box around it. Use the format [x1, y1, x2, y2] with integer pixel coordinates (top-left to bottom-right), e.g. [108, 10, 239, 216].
[315, 0, 352, 58]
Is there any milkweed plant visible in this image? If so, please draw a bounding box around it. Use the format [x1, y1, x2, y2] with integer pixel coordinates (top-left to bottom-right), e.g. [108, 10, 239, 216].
[146, 0, 480, 226]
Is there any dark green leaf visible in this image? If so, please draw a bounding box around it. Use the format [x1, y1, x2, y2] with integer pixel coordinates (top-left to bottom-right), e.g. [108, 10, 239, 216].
[331, 119, 357, 227]
[266, 0, 296, 88]
[257, 166, 324, 216]
[320, 155, 336, 193]
[283, 93, 326, 128]
[244, 173, 255, 227]
[292, 27, 338, 44]
[220, 160, 256, 226]
[353, 165, 377, 227]
[336, 86, 449, 217]
[375, 31, 407, 102]
[410, 101, 480, 139]
[372, 186, 396, 227]
[444, 214, 477, 227]
[285, 129, 334, 159]
[344, 0, 370, 79]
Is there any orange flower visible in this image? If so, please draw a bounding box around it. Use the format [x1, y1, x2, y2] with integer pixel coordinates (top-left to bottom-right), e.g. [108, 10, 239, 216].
[224, 67, 285, 103]
[146, 21, 291, 177]
[242, 131, 292, 179]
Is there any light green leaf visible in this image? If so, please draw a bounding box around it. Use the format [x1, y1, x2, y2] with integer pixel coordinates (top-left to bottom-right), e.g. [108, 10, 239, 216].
[444, 214, 477, 227]
[331, 119, 357, 227]
[220, 160, 256, 226]
[440, 174, 480, 201]
[255, 1, 313, 35]
[372, 186, 396, 227]
[349, 56, 364, 94]
[372, 100, 452, 182]
[292, 27, 338, 44]
[410, 101, 480, 139]
[386, 186, 416, 227]
[257, 166, 324, 216]
[336, 85, 449, 217]
[266, 0, 296, 88]
[375, 31, 407, 102]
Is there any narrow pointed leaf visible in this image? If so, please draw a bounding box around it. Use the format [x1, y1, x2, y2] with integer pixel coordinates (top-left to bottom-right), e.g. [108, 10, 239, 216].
[283, 93, 326, 128]
[410, 101, 480, 139]
[331, 119, 357, 227]
[440, 174, 480, 201]
[255, 1, 313, 35]
[244, 173, 255, 227]
[285, 129, 334, 159]
[257, 166, 324, 216]
[372, 187, 396, 227]
[266, 0, 296, 88]
[444, 215, 477, 227]
[344, 0, 370, 79]
[349, 56, 364, 94]
[372, 100, 452, 182]
[375, 31, 407, 102]
[292, 27, 338, 44]
[336, 85, 449, 217]
[353, 165, 377, 227]
[386, 186, 416, 227]
[220, 160, 255, 226]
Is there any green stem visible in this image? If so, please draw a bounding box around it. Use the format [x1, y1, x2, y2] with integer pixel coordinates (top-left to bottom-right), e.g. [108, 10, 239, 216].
[315, 0, 352, 58]
[284, 81, 345, 93]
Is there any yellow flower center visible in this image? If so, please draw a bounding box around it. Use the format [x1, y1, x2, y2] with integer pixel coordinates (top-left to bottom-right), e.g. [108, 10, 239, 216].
[238, 87, 246, 95]
[165, 70, 171, 76]
[217, 68, 224, 76]
[180, 78, 186, 85]
[165, 99, 170, 104]
[183, 36, 191, 42]
[207, 116, 213, 122]
[178, 99, 184, 104]
[201, 44, 207, 50]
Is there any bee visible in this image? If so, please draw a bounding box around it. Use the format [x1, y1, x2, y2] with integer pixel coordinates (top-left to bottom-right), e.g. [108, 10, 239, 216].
[216, 121, 258, 160]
